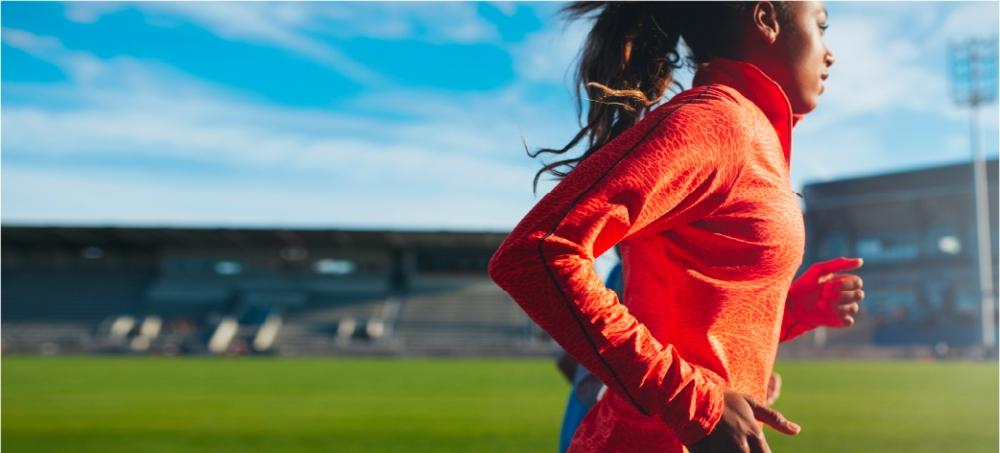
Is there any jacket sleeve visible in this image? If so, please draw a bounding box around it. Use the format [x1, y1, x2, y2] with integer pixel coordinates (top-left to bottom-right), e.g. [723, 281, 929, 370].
[488, 87, 746, 446]
[779, 299, 818, 343]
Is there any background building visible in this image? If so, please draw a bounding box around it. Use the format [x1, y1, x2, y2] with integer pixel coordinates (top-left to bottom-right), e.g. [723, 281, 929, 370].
[2, 159, 998, 357]
[801, 158, 998, 350]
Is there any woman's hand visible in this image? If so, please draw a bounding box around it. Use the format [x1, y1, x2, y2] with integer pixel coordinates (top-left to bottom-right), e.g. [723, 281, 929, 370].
[688, 390, 800, 453]
[787, 257, 865, 328]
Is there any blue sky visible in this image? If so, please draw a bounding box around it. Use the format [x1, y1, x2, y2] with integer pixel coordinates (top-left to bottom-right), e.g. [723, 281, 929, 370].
[2, 1, 998, 230]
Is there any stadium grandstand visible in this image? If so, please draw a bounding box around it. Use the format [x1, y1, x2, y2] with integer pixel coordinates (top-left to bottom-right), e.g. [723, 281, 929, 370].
[2, 158, 997, 358]
[1, 227, 544, 356]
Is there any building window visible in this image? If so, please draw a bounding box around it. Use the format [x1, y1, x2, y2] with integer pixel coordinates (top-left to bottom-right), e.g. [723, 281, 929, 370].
[925, 224, 963, 256]
[415, 249, 492, 273]
[855, 233, 919, 263]
[81, 246, 104, 260]
[868, 290, 917, 323]
[280, 246, 308, 261]
[314, 259, 356, 275]
[817, 231, 849, 258]
[214, 261, 243, 275]
[937, 235, 962, 255]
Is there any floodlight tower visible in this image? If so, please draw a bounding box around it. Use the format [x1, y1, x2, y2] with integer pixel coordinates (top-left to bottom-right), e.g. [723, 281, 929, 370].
[948, 36, 999, 350]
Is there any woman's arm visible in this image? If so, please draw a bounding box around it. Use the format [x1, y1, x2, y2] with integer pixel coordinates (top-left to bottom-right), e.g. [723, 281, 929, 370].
[489, 87, 746, 445]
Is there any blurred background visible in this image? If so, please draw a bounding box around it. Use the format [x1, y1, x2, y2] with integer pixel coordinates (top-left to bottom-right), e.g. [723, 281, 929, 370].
[1, 2, 998, 452]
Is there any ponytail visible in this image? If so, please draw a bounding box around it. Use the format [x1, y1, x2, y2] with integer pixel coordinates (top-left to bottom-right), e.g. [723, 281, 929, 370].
[529, 2, 782, 193]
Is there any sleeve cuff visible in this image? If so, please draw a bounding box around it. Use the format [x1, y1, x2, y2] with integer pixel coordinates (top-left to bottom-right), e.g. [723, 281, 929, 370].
[669, 378, 726, 446]
[780, 308, 818, 342]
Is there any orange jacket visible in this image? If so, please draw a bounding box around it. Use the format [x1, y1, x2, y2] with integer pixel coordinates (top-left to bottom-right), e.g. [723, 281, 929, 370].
[489, 57, 812, 451]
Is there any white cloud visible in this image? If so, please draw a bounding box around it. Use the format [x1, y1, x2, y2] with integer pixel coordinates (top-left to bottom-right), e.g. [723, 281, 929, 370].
[1, 28, 62, 52]
[812, 2, 998, 126]
[939, 1, 1000, 40]
[2, 28, 168, 87]
[2, 84, 537, 197]
[146, 2, 384, 85]
[489, 2, 519, 17]
[790, 122, 981, 192]
[816, 15, 945, 124]
[308, 3, 500, 44]
[510, 14, 589, 85]
[1, 165, 529, 230]
[62, 3, 379, 85]
[1, 29, 572, 228]
[61, 2, 503, 85]
[791, 127, 883, 188]
[63, 2, 123, 24]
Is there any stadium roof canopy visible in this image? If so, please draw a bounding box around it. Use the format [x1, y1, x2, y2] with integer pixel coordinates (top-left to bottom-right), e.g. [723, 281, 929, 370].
[1, 226, 508, 249]
[802, 158, 998, 210]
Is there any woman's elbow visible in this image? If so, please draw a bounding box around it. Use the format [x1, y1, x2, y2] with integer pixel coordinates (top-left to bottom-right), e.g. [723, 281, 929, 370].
[488, 239, 531, 288]
[487, 246, 510, 286]
[489, 231, 557, 288]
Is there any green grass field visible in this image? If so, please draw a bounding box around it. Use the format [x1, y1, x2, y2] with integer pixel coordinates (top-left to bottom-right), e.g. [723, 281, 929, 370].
[2, 357, 997, 452]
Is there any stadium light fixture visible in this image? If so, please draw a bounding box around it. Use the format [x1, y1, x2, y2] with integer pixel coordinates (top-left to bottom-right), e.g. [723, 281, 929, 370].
[948, 36, 999, 350]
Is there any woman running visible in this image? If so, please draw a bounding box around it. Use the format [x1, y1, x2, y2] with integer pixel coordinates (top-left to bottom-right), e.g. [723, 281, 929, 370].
[489, 2, 865, 452]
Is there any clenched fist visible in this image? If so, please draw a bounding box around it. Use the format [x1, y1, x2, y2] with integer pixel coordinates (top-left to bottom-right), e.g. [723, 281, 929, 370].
[787, 257, 865, 328]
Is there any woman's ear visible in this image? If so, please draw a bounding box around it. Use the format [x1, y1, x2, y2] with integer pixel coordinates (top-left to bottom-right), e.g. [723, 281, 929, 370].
[752, 1, 782, 45]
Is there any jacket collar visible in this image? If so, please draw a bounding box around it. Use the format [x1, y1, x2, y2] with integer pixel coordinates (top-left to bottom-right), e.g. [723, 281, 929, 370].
[692, 57, 802, 165]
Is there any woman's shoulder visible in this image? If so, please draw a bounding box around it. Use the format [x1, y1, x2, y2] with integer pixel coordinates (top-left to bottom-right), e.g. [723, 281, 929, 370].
[639, 84, 757, 141]
[654, 84, 750, 120]
[607, 84, 759, 170]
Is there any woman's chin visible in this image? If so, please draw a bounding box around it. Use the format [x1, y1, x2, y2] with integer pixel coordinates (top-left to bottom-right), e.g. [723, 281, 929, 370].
[792, 95, 820, 115]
